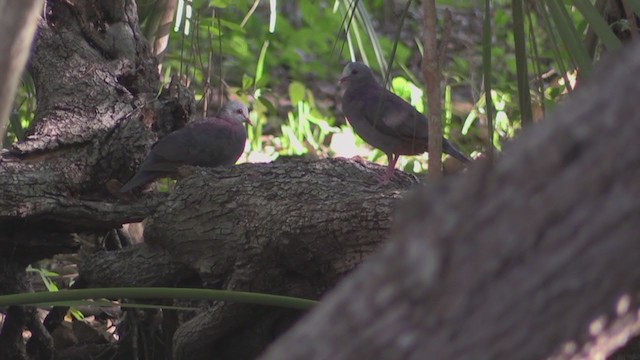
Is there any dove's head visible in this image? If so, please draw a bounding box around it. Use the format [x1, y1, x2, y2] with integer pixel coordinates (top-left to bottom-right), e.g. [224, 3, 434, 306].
[339, 62, 375, 86]
[219, 100, 252, 125]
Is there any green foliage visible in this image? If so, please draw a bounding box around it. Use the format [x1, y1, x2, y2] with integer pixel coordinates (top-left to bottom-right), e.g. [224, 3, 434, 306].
[462, 90, 518, 151]
[392, 76, 424, 112]
[4, 75, 36, 146]
[278, 81, 340, 157]
[27, 265, 85, 320]
[6, 0, 634, 175]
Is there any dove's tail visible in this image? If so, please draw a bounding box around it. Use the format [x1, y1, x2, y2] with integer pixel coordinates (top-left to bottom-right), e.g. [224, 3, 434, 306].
[443, 139, 471, 164]
[120, 171, 161, 192]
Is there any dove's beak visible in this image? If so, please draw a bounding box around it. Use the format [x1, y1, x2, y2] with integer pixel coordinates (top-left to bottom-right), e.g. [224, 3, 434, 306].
[338, 75, 349, 85]
[244, 116, 253, 126]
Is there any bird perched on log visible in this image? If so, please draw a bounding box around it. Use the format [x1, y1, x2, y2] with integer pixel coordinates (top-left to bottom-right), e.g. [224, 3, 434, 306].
[339, 62, 470, 182]
[120, 100, 251, 192]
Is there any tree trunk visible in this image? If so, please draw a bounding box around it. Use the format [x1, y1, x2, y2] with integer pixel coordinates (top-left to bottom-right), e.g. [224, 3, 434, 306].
[0, 0, 170, 358]
[261, 45, 640, 360]
[3, 1, 640, 360]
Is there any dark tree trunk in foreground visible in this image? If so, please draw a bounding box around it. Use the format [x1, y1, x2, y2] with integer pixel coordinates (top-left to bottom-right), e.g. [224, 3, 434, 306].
[261, 45, 640, 360]
[2, 1, 640, 360]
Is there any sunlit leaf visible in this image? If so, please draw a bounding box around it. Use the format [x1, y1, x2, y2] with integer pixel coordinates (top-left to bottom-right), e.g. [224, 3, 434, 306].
[218, 19, 246, 33]
[269, 0, 277, 33]
[288, 81, 306, 105]
[255, 40, 270, 85]
[242, 74, 254, 90]
[210, 0, 232, 8]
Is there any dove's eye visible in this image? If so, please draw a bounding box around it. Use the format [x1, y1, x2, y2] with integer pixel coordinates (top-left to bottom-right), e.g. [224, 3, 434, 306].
[236, 109, 243, 114]
[351, 70, 358, 75]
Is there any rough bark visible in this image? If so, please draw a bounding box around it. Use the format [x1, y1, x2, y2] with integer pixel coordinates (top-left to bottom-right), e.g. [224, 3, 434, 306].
[75, 158, 417, 360]
[79, 243, 195, 288]
[0, 0, 186, 261]
[261, 45, 640, 359]
[0, 1, 181, 358]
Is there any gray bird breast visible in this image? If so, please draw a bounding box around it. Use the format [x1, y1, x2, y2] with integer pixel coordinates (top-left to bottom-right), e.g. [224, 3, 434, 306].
[188, 121, 247, 167]
[342, 91, 428, 156]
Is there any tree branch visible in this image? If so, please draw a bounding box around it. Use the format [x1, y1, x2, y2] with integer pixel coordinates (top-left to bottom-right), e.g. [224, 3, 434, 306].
[422, 0, 443, 178]
[77, 158, 417, 359]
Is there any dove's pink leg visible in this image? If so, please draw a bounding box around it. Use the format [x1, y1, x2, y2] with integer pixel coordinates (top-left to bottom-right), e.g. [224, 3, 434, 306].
[380, 153, 399, 183]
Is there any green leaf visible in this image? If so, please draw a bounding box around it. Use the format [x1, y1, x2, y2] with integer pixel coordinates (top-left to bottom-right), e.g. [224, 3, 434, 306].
[69, 308, 85, 320]
[258, 97, 277, 114]
[242, 74, 254, 90]
[511, 0, 532, 127]
[228, 35, 250, 58]
[282, 124, 307, 155]
[255, 40, 270, 85]
[210, 0, 231, 8]
[571, 0, 622, 51]
[218, 19, 246, 33]
[0, 288, 318, 310]
[288, 81, 306, 104]
[545, 1, 593, 76]
[255, 74, 270, 89]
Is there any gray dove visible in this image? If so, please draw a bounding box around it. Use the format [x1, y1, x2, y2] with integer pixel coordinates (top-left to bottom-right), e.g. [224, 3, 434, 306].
[340, 62, 470, 181]
[120, 100, 251, 192]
